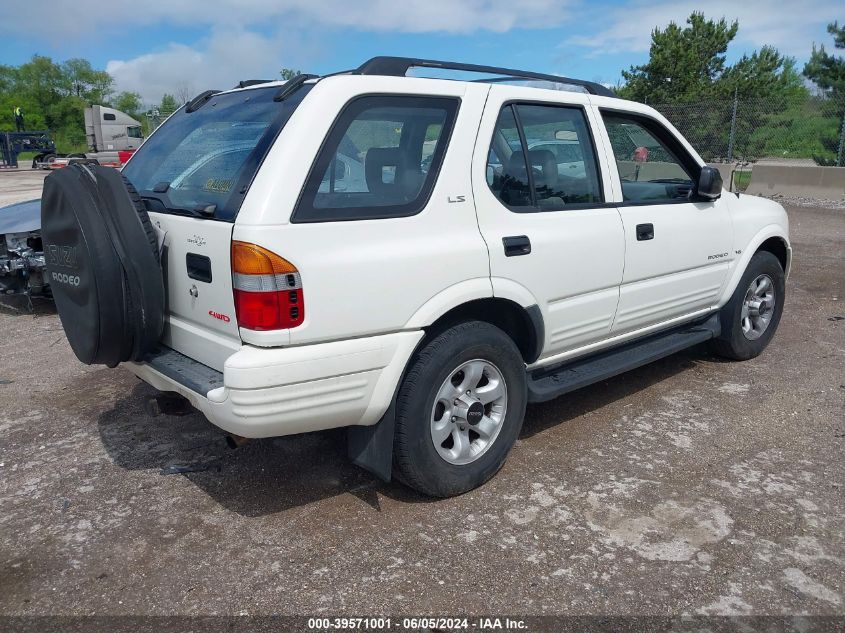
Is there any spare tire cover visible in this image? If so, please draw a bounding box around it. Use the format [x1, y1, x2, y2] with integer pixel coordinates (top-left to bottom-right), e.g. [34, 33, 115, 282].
[41, 165, 165, 367]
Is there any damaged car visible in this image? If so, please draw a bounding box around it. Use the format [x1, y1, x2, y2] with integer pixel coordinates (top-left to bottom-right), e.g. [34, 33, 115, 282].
[0, 199, 49, 302]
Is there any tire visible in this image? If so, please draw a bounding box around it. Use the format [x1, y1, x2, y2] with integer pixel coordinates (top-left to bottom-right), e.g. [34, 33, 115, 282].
[710, 250, 785, 361]
[121, 173, 160, 265]
[41, 164, 164, 367]
[393, 321, 527, 497]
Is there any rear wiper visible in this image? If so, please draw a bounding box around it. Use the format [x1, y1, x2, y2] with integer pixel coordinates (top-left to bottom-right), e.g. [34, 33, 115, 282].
[165, 205, 217, 219]
[140, 194, 217, 219]
[185, 90, 221, 113]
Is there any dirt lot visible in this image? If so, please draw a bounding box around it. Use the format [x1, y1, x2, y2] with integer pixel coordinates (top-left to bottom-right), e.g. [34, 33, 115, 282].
[0, 202, 843, 622]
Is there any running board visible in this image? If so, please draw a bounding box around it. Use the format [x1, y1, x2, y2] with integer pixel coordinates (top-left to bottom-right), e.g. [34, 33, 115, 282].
[144, 346, 224, 396]
[527, 313, 720, 403]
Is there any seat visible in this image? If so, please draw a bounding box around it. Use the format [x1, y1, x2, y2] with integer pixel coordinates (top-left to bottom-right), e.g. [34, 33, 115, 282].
[365, 147, 424, 204]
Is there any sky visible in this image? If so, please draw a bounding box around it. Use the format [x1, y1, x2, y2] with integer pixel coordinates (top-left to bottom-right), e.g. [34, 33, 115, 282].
[0, 0, 840, 104]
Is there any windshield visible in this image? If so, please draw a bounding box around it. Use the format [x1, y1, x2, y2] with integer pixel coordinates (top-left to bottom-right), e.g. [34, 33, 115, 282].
[123, 85, 310, 221]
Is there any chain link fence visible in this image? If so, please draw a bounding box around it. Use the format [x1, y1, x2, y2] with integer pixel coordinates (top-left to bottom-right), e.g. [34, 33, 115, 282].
[650, 94, 845, 169]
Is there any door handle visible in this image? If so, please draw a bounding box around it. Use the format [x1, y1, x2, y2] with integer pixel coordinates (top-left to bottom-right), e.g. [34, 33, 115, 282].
[503, 235, 531, 257]
[636, 223, 654, 241]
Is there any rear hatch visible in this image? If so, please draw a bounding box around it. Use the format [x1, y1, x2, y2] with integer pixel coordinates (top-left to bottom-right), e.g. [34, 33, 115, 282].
[122, 83, 311, 371]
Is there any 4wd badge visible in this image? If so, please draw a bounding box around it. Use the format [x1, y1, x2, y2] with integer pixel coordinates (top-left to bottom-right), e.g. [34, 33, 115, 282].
[209, 310, 231, 323]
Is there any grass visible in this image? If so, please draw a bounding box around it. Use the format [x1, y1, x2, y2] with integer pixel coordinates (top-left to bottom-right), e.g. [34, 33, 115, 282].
[732, 169, 753, 191]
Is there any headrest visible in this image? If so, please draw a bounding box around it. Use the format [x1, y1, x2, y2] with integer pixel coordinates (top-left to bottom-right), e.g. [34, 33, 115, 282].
[506, 151, 528, 179]
[505, 149, 558, 189]
[365, 147, 402, 197]
[527, 149, 558, 189]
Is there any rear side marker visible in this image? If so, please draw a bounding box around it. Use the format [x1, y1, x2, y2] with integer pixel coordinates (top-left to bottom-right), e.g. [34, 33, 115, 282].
[231, 241, 304, 331]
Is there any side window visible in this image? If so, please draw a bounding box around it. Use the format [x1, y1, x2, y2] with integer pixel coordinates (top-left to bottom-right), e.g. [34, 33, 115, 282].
[294, 96, 459, 222]
[127, 126, 143, 139]
[602, 114, 695, 203]
[487, 106, 531, 208]
[487, 104, 603, 212]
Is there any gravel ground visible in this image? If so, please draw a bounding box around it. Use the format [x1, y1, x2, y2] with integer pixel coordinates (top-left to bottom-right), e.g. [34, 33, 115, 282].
[0, 168, 47, 207]
[763, 194, 845, 211]
[0, 205, 843, 625]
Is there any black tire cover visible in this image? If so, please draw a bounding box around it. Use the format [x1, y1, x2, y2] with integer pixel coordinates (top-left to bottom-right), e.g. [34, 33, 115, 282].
[41, 164, 165, 367]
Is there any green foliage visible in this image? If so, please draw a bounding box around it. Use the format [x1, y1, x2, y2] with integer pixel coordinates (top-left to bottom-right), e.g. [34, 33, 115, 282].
[159, 93, 179, 114]
[747, 99, 841, 159]
[280, 68, 302, 80]
[619, 13, 739, 103]
[620, 12, 844, 164]
[804, 21, 845, 101]
[112, 91, 143, 118]
[0, 54, 116, 153]
[61, 58, 113, 103]
[619, 13, 806, 104]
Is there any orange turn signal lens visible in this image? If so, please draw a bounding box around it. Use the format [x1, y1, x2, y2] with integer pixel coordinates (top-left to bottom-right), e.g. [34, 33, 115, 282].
[231, 241, 298, 275]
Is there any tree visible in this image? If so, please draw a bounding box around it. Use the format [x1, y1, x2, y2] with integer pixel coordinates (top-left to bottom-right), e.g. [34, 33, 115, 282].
[0, 55, 114, 152]
[61, 58, 113, 103]
[618, 13, 804, 104]
[280, 68, 302, 80]
[804, 21, 845, 98]
[619, 13, 738, 103]
[159, 93, 179, 114]
[719, 48, 806, 101]
[175, 81, 193, 105]
[112, 91, 142, 117]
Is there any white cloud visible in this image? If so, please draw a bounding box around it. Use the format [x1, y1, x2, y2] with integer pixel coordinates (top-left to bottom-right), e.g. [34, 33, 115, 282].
[106, 28, 287, 102]
[0, 1, 574, 37]
[567, 0, 840, 59]
[0, 0, 577, 103]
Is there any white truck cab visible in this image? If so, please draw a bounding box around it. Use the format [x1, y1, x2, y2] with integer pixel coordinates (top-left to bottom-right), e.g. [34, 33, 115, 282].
[43, 57, 791, 497]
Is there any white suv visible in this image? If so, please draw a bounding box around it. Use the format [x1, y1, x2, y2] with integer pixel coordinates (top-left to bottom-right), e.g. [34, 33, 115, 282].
[41, 57, 791, 497]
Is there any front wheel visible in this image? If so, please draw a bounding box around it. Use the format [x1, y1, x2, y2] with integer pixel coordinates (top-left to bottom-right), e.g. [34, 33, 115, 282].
[711, 250, 785, 361]
[393, 321, 527, 497]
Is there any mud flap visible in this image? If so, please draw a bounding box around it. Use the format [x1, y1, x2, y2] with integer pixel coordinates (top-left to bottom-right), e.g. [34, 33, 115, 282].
[347, 399, 396, 483]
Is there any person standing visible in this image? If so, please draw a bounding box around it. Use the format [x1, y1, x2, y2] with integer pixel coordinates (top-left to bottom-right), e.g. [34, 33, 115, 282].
[14, 106, 25, 132]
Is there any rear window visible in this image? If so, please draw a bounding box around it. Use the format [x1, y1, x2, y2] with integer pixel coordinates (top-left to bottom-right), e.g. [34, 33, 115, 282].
[123, 85, 310, 221]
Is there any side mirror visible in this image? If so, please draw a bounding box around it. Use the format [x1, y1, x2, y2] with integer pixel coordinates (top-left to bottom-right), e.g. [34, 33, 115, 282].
[697, 166, 723, 200]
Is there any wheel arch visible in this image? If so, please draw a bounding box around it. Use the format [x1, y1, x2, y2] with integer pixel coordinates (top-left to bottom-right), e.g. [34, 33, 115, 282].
[420, 298, 544, 365]
[718, 225, 791, 307]
[757, 235, 790, 275]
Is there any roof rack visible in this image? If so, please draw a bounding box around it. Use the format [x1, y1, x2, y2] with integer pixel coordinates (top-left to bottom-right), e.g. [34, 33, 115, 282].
[355, 56, 616, 98]
[236, 79, 274, 88]
[273, 73, 319, 102]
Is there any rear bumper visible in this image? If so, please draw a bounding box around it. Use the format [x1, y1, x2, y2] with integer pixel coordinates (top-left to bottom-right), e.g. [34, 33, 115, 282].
[128, 330, 424, 438]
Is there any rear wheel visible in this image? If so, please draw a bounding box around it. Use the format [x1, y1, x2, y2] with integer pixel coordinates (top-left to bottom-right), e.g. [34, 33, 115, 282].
[393, 321, 527, 497]
[711, 250, 785, 360]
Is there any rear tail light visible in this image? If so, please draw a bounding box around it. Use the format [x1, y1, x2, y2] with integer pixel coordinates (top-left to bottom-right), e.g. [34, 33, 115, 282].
[231, 241, 304, 331]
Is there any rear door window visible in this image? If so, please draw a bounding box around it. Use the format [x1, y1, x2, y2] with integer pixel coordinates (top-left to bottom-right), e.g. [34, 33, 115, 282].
[293, 95, 459, 222]
[487, 103, 603, 212]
